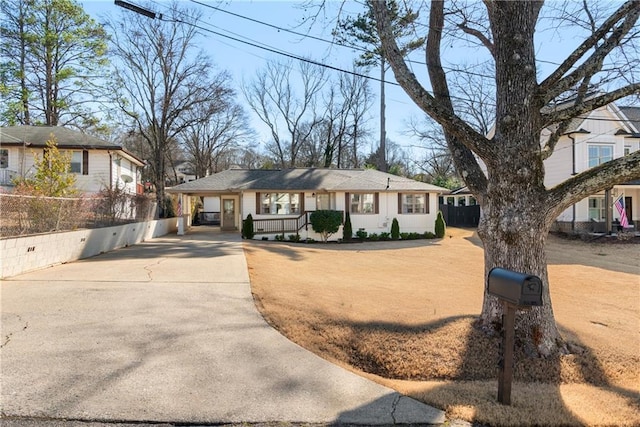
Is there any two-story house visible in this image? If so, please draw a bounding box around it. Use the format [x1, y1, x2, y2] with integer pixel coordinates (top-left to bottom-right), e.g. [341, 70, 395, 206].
[0, 126, 145, 195]
[544, 104, 639, 233]
[436, 103, 640, 234]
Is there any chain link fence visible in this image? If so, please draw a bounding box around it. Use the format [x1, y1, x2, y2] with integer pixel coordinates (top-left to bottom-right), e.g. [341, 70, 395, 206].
[0, 193, 156, 237]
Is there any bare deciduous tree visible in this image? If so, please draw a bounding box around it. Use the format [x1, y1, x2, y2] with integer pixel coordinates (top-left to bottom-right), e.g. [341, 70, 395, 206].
[243, 60, 326, 168]
[181, 94, 253, 178]
[108, 3, 232, 217]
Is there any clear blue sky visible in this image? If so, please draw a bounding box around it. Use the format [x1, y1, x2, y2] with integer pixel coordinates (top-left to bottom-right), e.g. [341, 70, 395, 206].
[79, 0, 582, 158]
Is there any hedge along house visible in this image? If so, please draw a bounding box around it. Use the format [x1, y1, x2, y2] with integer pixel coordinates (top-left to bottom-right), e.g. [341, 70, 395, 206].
[166, 168, 449, 240]
[0, 126, 145, 194]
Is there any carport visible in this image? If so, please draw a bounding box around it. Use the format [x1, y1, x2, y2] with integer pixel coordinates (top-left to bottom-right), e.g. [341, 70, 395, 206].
[166, 187, 242, 235]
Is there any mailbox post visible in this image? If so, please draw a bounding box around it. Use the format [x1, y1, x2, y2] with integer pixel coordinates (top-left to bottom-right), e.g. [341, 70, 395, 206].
[487, 267, 543, 405]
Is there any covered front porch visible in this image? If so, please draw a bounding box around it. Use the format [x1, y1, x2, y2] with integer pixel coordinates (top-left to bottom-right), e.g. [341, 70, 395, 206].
[171, 192, 318, 238]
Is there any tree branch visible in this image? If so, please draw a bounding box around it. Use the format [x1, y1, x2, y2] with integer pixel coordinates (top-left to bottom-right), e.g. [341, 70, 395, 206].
[547, 150, 640, 221]
[370, 1, 490, 162]
[457, 20, 495, 57]
[540, 0, 640, 99]
[427, 1, 487, 195]
[541, 83, 640, 126]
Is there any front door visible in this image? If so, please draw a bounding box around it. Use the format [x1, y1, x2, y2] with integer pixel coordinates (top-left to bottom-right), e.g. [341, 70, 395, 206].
[625, 197, 633, 225]
[222, 198, 236, 230]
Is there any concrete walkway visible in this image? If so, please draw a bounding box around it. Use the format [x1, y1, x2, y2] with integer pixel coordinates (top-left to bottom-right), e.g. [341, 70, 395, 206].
[1, 228, 446, 425]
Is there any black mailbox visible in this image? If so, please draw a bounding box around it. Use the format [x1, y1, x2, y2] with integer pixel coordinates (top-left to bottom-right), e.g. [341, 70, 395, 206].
[488, 267, 543, 307]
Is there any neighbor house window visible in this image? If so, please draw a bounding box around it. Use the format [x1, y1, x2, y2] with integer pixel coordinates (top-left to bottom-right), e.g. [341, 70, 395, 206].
[588, 197, 605, 221]
[458, 196, 466, 206]
[399, 193, 428, 214]
[446, 196, 455, 205]
[349, 193, 376, 214]
[469, 197, 477, 205]
[0, 149, 8, 168]
[66, 150, 88, 175]
[588, 145, 613, 168]
[624, 146, 631, 156]
[257, 192, 301, 214]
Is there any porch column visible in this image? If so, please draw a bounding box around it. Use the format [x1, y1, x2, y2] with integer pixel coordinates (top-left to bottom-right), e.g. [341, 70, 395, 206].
[605, 188, 612, 235]
[177, 193, 185, 235]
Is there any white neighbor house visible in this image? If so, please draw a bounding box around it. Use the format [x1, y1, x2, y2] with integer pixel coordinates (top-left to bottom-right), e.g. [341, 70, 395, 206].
[544, 104, 639, 233]
[447, 104, 640, 233]
[166, 168, 449, 240]
[0, 126, 145, 194]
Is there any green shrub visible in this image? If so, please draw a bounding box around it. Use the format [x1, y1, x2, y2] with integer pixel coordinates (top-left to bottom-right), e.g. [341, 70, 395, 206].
[379, 232, 391, 241]
[423, 231, 436, 239]
[275, 234, 285, 241]
[242, 214, 255, 239]
[369, 233, 379, 241]
[400, 232, 409, 240]
[408, 232, 420, 240]
[391, 218, 400, 240]
[261, 236, 268, 241]
[288, 234, 301, 242]
[343, 211, 353, 241]
[355, 229, 368, 240]
[310, 210, 343, 242]
[435, 211, 446, 238]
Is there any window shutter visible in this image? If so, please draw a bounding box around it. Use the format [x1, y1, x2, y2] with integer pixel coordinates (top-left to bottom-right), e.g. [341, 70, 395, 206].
[425, 193, 430, 214]
[398, 193, 402, 214]
[345, 192, 350, 214]
[82, 150, 89, 175]
[374, 192, 379, 214]
[255, 192, 261, 214]
[299, 192, 305, 213]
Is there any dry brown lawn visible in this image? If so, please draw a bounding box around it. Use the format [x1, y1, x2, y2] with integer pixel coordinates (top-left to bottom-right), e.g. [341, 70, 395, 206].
[244, 228, 640, 427]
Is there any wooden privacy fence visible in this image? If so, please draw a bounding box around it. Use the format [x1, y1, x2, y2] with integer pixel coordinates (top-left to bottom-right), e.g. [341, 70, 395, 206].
[439, 204, 481, 227]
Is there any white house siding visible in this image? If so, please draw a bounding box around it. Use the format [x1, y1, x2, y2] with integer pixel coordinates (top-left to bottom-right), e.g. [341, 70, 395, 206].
[203, 196, 220, 212]
[75, 151, 110, 193]
[1, 147, 140, 195]
[239, 190, 438, 240]
[544, 137, 573, 188]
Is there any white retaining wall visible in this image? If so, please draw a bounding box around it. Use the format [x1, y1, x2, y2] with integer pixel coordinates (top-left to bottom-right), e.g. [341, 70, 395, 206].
[0, 218, 178, 279]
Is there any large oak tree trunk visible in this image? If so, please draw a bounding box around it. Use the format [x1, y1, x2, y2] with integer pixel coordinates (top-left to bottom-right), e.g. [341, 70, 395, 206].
[477, 195, 563, 357]
[475, 2, 564, 357]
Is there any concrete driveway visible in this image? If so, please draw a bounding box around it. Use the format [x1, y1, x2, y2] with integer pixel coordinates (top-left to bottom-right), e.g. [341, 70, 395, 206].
[1, 228, 445, 425]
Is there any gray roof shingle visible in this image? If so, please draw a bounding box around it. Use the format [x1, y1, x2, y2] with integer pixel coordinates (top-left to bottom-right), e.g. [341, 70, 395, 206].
[167, 168, 449, 194]
[1, 125, 145, 165]
[1, 125, 117, 149]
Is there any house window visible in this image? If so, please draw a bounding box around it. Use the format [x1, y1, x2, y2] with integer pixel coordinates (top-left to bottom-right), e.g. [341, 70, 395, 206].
[458, 196, 466, 206]
[624, 146, 631, 156]
[400, 193, 427, 214]
[469, 197, 477, 206]
[350, 193, 376, 214]
[588, 145, 613, 168]
[69, 151, 82, 173]
[0, 149, 8, 168]
[259, 193, 300, 214]
[588, 197, 605, 221]
[446, 196, 455, 205]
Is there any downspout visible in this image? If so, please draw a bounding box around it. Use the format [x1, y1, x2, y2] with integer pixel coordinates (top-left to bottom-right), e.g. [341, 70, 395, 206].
[108, 151, 113, 190]
[569, 134, 577, 232]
